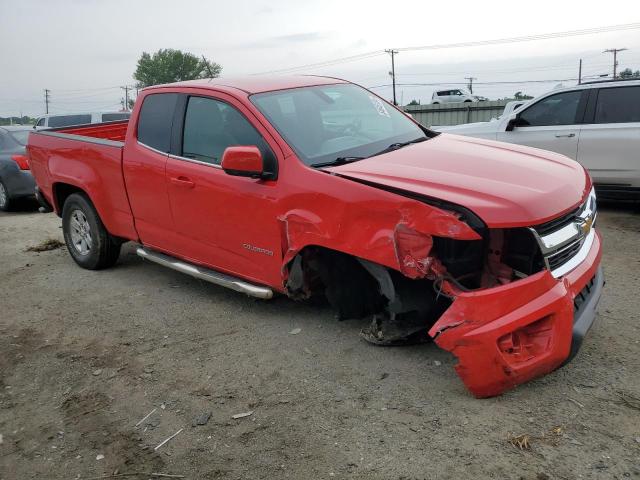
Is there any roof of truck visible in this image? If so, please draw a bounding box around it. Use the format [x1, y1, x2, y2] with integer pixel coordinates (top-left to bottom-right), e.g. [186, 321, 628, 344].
[146, 75, 348, 95]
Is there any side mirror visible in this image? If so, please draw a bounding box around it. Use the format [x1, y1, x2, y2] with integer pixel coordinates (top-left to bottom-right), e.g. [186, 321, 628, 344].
[221, 146, 264, 179]
[505, 113, 519, 132]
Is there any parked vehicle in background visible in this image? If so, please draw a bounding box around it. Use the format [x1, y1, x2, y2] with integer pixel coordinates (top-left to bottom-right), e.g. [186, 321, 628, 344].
[431, 88, 479, 104]
[0, 126, 35, 211]
[500, 100, 529, 118]
[435, 79, 640, 200]
[28, 76, 602, 398]
[34, 111, 131, 129]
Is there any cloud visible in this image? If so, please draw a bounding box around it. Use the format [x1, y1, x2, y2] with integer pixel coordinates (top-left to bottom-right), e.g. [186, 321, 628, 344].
[232, 31, 329, 50]
[271, 32, 327, 43]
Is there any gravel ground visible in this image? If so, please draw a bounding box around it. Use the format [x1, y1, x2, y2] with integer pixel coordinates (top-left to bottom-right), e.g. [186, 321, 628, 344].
[1, 203, 639, 480]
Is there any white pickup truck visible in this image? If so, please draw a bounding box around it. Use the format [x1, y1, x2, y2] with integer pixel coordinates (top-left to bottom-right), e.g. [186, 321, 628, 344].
[435, 79, 640, 201]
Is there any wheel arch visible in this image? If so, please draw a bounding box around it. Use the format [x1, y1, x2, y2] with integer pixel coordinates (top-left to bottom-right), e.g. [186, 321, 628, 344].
[52, 181, 87, 216]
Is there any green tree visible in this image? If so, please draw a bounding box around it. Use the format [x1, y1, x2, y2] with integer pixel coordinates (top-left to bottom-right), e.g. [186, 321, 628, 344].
[619, 68, 640, 78]
[134, 49, 222, 88]
[407, 99, 420, 106]
[513, 91, 533, 100]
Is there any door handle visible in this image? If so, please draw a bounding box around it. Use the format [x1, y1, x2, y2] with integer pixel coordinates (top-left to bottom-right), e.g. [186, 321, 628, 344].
[170, 176, 195, 188]
[555, 133, 576, 138]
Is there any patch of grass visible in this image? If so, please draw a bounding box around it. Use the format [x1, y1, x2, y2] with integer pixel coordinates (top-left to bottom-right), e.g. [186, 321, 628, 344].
[508, 433, 532, 450]
[26, 238, 65, 252]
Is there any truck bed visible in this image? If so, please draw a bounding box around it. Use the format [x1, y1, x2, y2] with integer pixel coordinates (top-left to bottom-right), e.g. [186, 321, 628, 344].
[27, 120, 138, 241]
[50, 120, 128, 142]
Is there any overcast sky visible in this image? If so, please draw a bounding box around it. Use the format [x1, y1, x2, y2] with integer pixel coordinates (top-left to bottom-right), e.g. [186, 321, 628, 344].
[1, 0, 639, 117]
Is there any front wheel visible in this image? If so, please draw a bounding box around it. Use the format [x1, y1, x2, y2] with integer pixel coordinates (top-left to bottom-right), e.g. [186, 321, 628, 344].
[0, 179, 11, 212]
[62, 193, 121, 270]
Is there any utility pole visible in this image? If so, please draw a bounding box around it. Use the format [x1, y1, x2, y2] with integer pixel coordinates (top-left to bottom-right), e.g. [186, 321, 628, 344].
[578, 59, 582, 84]
[44, 89, 50, 114]
[121, 85, 130, 111]
[464, 77, 477, 94]
[603, 48, 628, 78]
[385, 49, 399, 105]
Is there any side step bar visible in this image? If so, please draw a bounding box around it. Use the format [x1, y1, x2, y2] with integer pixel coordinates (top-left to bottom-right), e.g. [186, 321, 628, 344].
[136, 247, 274, 299]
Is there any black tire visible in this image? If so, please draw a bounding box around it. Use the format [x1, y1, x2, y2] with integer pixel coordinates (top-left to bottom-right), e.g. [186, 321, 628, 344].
[61, 193, 121, 270]
[0, 179, 11, 212]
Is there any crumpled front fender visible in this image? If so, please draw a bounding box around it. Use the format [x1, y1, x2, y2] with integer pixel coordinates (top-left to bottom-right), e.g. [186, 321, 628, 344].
[278, 194, 480, 283]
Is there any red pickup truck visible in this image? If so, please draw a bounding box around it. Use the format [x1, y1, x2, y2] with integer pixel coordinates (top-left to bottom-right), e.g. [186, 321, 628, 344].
[28, 76, 603, 397]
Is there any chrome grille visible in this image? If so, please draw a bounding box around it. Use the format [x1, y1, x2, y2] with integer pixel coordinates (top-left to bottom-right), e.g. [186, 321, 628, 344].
[529, 188, 597, 278]
[547, 239, 584, 270]
[534, 206, 580, 236]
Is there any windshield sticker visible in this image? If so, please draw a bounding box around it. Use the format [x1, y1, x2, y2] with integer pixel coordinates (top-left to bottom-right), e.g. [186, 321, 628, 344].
[368, 95, 390, 118]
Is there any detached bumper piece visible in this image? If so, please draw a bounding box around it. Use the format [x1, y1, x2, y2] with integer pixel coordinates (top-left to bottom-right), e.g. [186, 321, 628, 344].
[429, 232, 603, 398]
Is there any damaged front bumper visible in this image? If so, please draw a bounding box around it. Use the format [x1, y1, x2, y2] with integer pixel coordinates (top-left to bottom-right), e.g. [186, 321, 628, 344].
[429, 231, 603, 398]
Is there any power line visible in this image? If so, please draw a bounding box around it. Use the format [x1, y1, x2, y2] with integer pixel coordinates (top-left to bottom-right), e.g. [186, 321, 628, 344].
[253, 51, 387, 75]
[395, 23, 640, 52]
[53, 86, 121, 94]
[253, 22, 640, 75]
[395, 59, 634, 77]
[368, 78, 579, 89]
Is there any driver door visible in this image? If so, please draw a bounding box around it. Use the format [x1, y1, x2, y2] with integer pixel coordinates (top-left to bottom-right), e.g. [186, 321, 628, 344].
[497, 90, 586, 160]
[165, 93, 283, 286]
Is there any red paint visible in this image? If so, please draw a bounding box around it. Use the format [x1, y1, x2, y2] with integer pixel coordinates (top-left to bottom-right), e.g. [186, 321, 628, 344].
[221, 146, 264, 177]
[60, 121, 128, 142]
[429, 232, 602, 398]
[27, 76, 603, 397]
[327, 134, 591, 228]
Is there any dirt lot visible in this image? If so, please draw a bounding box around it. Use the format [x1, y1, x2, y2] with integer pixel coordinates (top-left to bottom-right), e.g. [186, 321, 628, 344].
[1, 204, 639, 479]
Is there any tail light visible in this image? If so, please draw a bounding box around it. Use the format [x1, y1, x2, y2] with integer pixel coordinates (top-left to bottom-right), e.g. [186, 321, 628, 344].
[11, 154, 30, 170]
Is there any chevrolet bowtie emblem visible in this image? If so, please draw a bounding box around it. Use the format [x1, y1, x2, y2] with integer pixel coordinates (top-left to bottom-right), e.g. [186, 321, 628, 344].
[579, 215, 594, 236]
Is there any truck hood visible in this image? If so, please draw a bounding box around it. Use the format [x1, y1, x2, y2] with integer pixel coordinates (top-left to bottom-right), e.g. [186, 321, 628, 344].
[326, 134, 589, 228]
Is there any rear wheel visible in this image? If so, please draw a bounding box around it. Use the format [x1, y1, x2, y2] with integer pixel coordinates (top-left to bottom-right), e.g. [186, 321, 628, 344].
[0, 180, 11, 212]
[62, 193, 121, 269]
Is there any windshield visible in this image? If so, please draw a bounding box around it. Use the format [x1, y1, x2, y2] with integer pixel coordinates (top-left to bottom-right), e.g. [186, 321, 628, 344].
[251, 84, 427, 166]
[9, 130, 30, 145]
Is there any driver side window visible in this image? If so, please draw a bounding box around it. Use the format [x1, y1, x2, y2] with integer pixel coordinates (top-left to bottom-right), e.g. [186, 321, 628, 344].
[517, 91, 582, 127]
[181, 96, 273, 166]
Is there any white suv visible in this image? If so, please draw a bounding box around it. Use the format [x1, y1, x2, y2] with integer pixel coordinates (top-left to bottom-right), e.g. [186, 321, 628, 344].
[435, 79, 640, 200]
[431, 89, 478, 104]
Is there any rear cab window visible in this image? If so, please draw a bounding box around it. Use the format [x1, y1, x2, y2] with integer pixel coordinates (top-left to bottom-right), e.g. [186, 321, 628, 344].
[137, 93, 178, 152]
